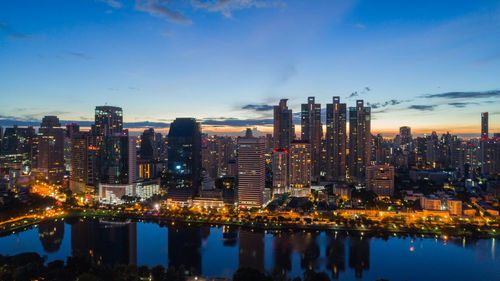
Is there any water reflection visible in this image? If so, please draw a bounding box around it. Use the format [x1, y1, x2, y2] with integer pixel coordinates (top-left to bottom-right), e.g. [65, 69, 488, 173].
[168, 226, 202, 275]
[239, 230, 265, 272]
[1, 220, 492, 280]
[71, 219, 137, 265]
[38, 220, 65, 253]
[326, 233, 345, 279]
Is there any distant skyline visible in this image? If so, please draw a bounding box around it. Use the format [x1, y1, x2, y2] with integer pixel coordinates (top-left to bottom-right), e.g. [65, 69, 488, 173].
[1, 0, 500, 135]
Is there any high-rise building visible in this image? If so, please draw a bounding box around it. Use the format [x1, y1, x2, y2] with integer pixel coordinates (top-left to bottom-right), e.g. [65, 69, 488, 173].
[399, 126, 412, 148]
[273, 99, 293, 150]
[69, 131, 89, 193]
[167, 118, 202, 205]
[139, 128, 158, 161]
[301, 97, 322, 182]
[348, 100, 371, 183]
[366, 165, 395, 197]
[93, 106, 124, 136]
[65, 122, 80, 138]
[326, 96, 347, 181]
[272, 149, 288, 190]
[289, 140, 311, 189]
[99, 135, 136, 185]
[481, 112, 488, 139]
[34, 116, 65, 184]
[237, 129, 265, 208]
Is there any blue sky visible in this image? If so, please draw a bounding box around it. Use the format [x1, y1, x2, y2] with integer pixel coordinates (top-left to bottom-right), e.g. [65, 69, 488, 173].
[1, 0, 500, 135]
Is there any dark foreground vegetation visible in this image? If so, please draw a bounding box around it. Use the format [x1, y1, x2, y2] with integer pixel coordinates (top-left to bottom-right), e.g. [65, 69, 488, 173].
[0, 252, 391, 281]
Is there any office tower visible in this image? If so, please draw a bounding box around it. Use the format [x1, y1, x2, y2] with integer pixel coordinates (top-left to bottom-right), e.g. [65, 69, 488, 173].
[348, 100, 371, 183]
[326, 96, 347, 181]
[69, 131, 89, 193]
[237, 129, 265, 208]
[481, 112, 488, 139]
[274, 99, 293, 150]
[0, 125, 36, 171]
[65, 122, 80, 138]
[289, 140, 311, 190]
[35, 116, 65, 184]
[481, 139, 499, 175]
[301, 97, 322, 182]
[272, 149, 288, 190]
[399, 126, 412, 148]
[366, 165, 395, 197]
[167, 118, 202, 204]
[93, 106, 124, 136]
[139, 128, 158, 161]
[426, 132, 439, 167]
[99, 135, 136, 185]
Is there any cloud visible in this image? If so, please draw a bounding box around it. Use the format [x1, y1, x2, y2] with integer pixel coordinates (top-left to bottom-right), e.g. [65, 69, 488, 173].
[190, 0, 284, 18]
[0, 22, 31, 40]
[241, 104, 274, 111]
[66, 51, 91, 59]
[346, 86, 371, 99]
[355, 23, 366, 29]
[422, 90, 500, 99]
[135, 0, 192, 24]
[98, 0, 122, 8]
[448, 102, 478, 108]
[202, 117, 273, 127]
[368, 99, 408, 109]
[408, 105, 436, 111]
[471, 52, 500, 65]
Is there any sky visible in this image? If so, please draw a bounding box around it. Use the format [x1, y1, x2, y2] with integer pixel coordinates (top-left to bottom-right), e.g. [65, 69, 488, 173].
[1, 0, 500, 136]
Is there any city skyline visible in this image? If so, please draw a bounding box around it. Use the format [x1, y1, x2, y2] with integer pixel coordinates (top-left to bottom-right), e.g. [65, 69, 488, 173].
[1, 0, 500, 135]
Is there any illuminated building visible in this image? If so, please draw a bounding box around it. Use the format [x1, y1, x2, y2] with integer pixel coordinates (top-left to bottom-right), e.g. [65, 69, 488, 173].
[237, 129, 265, 208]
[139, 128, 159, 161]
[99, 135, 136, 185]
[34, 116, 65, 184]
[289, 140, 311, 192]
[348, 100, 371, 183]
[93, 106, 124, 136]
[301, 97, 322, 182]
[273, 99, 293, 150]
[365, 165, 394, 197]
[481, 112, 488, 139]
[167, 118, 202, 205]
[272, 149, 288, 191]
[399, 126, 412, 148]
[326, 96, 347, 181]
[69, 131, 89, 192]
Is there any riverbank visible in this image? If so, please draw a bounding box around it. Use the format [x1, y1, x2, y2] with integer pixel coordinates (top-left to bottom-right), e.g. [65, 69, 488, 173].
[2, 208, 498, 239]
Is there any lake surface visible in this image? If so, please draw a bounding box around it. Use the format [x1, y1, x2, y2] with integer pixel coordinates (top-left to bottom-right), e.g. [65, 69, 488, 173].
[1, 218, 499, 280]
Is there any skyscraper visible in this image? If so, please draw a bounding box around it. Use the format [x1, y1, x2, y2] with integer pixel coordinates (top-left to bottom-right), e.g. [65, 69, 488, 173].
[366, 165, 395, 197]
[348, 100, 371, 183]
[93, 106, 124, 136]
[301, 97, 322, 182]
[139, 128, 158, 161]
[289, 140, 311, 190]
[167, 118, 202, 205]
[237, 129, 265, 208]
[272, 149, 288, 191]
[399, 126, 412, 148]
[326, 96, 347, 181]
[99, 135, 137, 185]
[69, 131, 89, 192]
[273, 99, 293, 150]
[35, 116, 65, 184]
[481, 112, 488, 139]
